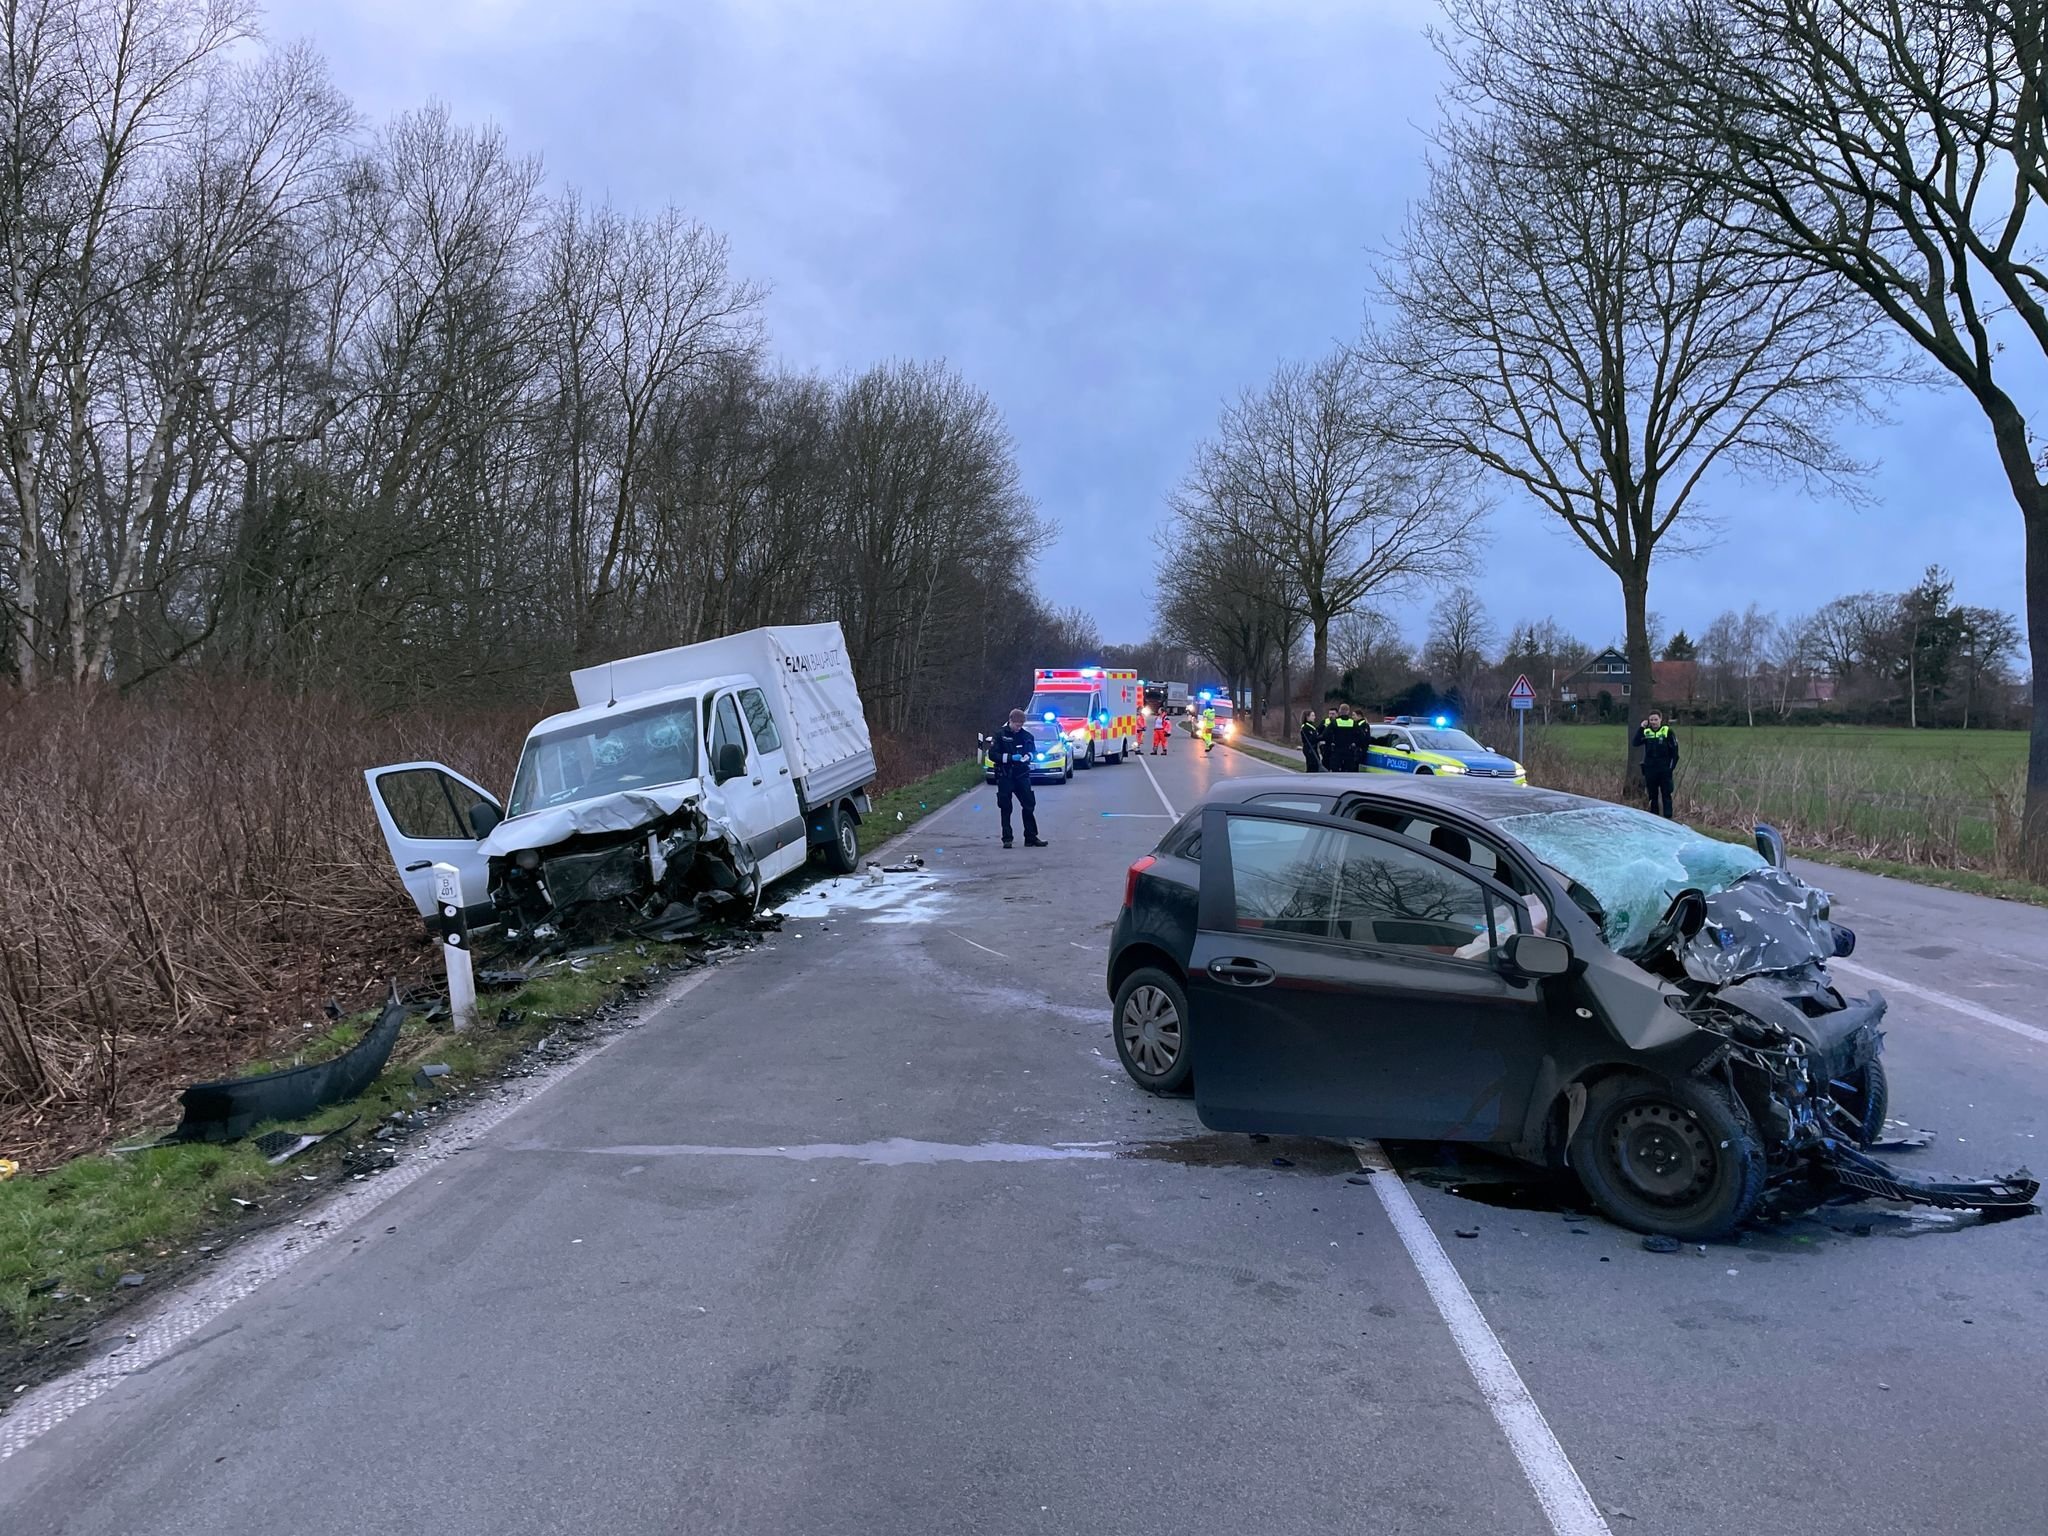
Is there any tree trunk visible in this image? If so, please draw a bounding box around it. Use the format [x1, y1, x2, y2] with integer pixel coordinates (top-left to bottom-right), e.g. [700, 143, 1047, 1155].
[1980, 396, 2048, 879]
[1310, 614, 1329, 708]
[1620, 566, 1654, 794]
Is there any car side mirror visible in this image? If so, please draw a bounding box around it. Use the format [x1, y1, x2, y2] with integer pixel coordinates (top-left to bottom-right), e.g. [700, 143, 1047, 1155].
[714, 742, 747, 784]
[468, 802, 502, 838]
[1499, 932, 1570, 978]
[1754, 823, 1787, 870]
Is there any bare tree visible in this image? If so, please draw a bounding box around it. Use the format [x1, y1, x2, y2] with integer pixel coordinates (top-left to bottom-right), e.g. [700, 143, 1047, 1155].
[1422, 582, 1493, 704]
[1478, 0, 2048, 871]
[1196, 347, 1482, 705]
[1374, 3, 1877, 787]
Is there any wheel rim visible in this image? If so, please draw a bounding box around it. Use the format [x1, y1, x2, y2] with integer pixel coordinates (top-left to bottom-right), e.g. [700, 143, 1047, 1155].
[1608, 1103, 1714, 1207]
[839, 819, 858, 864]
[1120, 985, 1182, 1076]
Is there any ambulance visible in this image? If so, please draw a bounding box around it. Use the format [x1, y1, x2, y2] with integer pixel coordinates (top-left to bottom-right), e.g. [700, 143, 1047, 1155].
[1027, 667, 1140, 769]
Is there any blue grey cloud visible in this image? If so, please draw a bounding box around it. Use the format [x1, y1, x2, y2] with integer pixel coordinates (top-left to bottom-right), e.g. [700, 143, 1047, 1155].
[268, 0, 2030, 653]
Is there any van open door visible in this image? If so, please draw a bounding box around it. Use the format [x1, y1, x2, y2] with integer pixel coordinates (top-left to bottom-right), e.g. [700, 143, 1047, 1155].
[363, 761, 503, 921]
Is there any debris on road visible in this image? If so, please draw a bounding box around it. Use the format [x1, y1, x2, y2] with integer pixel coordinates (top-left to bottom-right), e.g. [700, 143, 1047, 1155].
[166, 996, 406, 1144]
[1641, 1235, 1680, 1254]
[252, 1118, 356, 1166]
[414, 1063, 451, 1086]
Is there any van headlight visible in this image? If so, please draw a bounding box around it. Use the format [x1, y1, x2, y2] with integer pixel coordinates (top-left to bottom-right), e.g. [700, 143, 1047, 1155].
[514, 849, 541, 870]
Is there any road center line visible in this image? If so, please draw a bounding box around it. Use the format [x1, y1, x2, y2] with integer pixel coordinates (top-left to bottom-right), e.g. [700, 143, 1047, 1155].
[1832, 958, 2048, 1048]
[1137, 753, 1179, 818]
[1351, 1141, 1612, 1536]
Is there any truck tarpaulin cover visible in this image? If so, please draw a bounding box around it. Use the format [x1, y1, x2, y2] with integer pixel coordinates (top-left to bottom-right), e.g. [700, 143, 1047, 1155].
[567, 623, 872, 783]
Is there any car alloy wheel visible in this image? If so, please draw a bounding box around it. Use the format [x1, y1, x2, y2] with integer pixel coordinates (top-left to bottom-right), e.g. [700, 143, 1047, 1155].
[1120, 984, 1182, 1077]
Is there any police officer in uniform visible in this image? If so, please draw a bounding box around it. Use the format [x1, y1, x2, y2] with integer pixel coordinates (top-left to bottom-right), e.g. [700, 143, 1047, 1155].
[1300, 711, 1323, 773]
[1328, 705, 1361, 772]
[1631, 710, 1680, 818]
[990, 709, 1049, 848]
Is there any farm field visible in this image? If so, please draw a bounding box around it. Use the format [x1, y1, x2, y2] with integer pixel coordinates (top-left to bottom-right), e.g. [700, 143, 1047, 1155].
[1523, 722, 2028, 867]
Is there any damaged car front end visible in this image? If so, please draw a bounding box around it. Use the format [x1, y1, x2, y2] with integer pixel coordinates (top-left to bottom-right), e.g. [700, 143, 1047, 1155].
[1497, 803, 2038, 1232]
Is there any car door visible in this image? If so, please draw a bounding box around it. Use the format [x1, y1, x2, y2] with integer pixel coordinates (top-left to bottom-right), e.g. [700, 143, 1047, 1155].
[707, 691, 805, 880]
[1186, 804, 1551, 1143]
[363, 761, 502, 920]
[1365, 728, 1416, 774]
[734, 685, 805, 880]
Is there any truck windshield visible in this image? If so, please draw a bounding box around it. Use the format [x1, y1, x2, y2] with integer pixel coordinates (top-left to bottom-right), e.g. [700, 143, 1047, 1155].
[1028, 690, 1097, 722]
[507, 701, 702, 817]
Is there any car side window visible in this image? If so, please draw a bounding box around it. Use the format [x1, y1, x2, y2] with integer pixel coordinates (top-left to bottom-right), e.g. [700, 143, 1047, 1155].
[712, 694, 748, 766]
[1249, 793, 1331, 814]
[1330, 833, 1501, 959]
[1225, 818, 1343, 937]
[738, 688, 781, 753]
[376, 768, 471, 840]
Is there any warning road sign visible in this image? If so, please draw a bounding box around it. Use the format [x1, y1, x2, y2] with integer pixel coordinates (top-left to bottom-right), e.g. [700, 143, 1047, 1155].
[1509, 674, 1536, 710]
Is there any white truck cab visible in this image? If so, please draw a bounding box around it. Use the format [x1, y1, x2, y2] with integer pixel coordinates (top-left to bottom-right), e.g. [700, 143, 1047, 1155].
[365, 624, 876, 930]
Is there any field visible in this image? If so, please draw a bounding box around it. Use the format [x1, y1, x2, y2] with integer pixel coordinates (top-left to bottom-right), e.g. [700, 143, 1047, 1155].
[1525, 722, 2029, 868]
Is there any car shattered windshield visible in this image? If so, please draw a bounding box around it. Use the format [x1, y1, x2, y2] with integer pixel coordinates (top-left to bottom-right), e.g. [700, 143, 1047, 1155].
[507, 701, 702, 818]
[1494, 803, 1768, 953]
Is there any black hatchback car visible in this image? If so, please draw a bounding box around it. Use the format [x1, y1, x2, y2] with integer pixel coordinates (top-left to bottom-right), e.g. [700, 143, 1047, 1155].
[1102, 775, 2029, 1239]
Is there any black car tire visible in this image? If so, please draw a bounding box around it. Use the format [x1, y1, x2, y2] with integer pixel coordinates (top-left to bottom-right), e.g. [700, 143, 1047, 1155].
[1064, 760, 1074, 782]
[1112, 966, 1192, 1094]
[1081, 743, 1097, 770]
[1829, 1057, 1888, 1149]
[1570, 1073, 1766, 1240]
[819, 803, 860, 875]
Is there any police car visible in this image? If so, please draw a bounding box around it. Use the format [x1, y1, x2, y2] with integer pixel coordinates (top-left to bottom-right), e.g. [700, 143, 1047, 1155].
[979, 729, 1074, 785]
[1366, 716, 1527, 785]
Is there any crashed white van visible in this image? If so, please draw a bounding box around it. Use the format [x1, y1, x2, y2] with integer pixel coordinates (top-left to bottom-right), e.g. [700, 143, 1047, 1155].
[365, 623, 877, 942]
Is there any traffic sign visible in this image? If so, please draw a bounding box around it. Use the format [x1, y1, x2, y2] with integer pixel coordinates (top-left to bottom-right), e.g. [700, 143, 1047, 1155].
[1509, 674, 1536, 710]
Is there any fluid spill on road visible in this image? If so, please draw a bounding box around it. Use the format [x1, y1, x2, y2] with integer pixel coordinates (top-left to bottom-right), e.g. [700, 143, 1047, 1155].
[1119, 1134, 1357, 1174]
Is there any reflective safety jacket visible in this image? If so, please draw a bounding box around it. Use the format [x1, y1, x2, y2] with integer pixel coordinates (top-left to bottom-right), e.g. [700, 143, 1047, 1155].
[1633, 723, 1680, 773]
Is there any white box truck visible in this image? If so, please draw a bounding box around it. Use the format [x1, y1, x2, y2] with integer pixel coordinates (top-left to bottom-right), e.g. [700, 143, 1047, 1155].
[364, 623, 877, 938]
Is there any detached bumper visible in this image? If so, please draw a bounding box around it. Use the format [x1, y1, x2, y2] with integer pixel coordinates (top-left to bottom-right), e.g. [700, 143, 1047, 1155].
[1821, 1144, 2038, 1212]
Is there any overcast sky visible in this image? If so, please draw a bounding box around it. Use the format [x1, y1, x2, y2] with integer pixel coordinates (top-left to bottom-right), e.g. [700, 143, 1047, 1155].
[267, 0, 2030, 654]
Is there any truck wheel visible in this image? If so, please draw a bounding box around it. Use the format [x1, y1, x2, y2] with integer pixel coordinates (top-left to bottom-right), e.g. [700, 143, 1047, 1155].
[1064, 760, 1074, 782]
[1081, 743, 1097, 770]
[819, 803, 860, 875]
[1569, 1073, 1766, 1240]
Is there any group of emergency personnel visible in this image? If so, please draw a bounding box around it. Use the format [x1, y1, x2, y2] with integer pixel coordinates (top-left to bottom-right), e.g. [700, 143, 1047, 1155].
[1299, 706, 1366, 772]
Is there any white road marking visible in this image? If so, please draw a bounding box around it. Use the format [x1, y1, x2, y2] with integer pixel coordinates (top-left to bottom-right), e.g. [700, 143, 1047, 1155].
[1352, 1142, 1612, 1536]
[0, 965, 725, 1463]
[533, 1137, 1117, 1165]
[1833, 958, 2048, 1049]
[948, 930, 1009, 959]
[1137, 752, 1180, 819]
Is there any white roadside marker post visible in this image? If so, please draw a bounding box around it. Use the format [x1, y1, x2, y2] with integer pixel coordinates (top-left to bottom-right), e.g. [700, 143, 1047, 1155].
[431, 861, 478, 1032]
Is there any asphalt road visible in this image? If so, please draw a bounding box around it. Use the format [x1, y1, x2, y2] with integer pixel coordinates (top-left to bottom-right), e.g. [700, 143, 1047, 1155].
[4, 738, 2045, 1535]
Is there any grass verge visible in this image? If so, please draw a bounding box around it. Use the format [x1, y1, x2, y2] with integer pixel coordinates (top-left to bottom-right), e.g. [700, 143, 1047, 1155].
[0, 755, 983, 1372]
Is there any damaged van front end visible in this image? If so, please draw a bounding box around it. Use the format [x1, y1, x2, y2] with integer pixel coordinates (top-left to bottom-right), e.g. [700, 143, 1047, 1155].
[481, 786, 762, 948]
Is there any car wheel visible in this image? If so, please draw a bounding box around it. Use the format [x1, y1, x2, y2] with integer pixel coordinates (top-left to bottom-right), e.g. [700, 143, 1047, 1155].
[819, 803, 860, 875]
[1828, 1057, 1888, 1149]
[1082, 743, 1097, 770]
[1112, 966, 1192, 1094]
[1064, 761, 1073, 782]
[1570, 1073, 1766, 1240]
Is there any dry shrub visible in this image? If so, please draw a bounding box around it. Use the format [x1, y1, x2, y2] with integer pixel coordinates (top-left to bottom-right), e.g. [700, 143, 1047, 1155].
[0, 683, 948, 1164]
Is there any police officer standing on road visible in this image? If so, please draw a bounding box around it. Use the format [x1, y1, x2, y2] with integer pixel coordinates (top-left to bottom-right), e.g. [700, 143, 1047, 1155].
[1300, 711, 1323, 773]
[1328, 704, 1360, 772]
[990, 709, 1049, 849]
[1632, 709, 1680, 818]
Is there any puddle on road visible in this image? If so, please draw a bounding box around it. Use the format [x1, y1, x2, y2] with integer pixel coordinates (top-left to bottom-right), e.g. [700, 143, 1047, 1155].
[1119, 1134, 1358, 1175]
